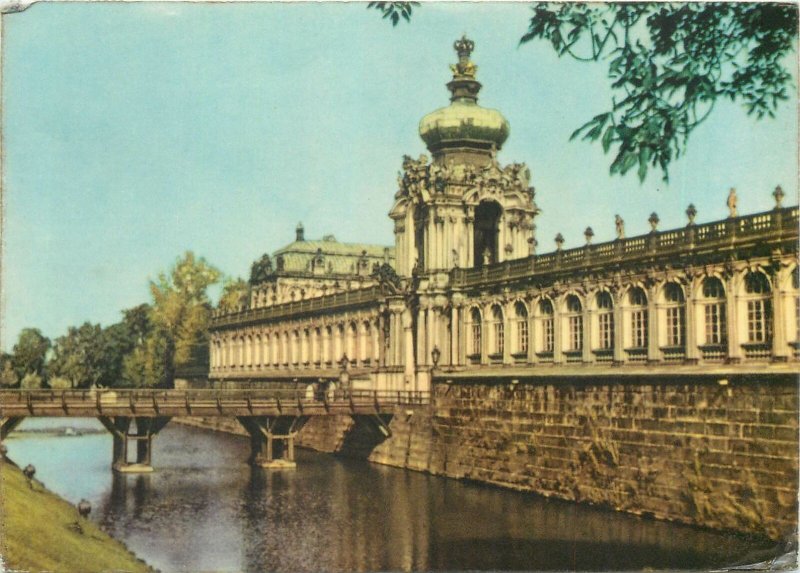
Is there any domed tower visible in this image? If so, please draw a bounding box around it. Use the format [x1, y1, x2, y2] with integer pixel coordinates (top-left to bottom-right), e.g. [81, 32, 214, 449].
[390, 36, 539, 276]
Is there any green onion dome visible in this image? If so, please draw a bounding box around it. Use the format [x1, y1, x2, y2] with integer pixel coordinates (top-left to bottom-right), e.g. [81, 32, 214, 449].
[419, 36, 510, 154]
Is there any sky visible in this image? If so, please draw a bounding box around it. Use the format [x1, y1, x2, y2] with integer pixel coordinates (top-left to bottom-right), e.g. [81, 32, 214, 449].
[1, 1, 797, 350]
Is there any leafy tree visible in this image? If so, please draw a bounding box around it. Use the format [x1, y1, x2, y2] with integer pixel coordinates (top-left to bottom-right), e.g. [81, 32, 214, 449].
[0, 359, 18, 388]
[48, 323, 109, 389]
[370, 2, 797, 182]
[367, 2, 419, 26]
[144, 252, 221, 387]
[521, 2, 797, 181]
[12, 328, 50, 380]
[48, 376, 72, 390]
[20, 372, 43, 389]
[218, 277, 249, 312]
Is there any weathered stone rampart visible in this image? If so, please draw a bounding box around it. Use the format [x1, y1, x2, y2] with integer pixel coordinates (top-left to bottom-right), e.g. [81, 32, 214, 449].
[294, 375, 798, 541]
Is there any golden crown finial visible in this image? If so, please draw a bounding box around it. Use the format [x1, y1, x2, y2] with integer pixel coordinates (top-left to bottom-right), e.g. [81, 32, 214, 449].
[450, 35, 477, 78]
[453, 35, 474, 58]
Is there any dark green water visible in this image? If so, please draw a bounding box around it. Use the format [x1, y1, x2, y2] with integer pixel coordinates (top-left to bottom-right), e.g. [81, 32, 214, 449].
[5, 418, 778, 572]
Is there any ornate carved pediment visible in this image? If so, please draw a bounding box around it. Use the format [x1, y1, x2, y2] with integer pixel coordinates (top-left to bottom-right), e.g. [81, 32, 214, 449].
[371, 263, 402, 295]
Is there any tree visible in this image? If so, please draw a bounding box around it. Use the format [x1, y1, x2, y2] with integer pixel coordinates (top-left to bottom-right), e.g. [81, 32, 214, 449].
[370, 2, 797, 182]
[0, 358, 18, 388]
[218, 277, 249, 312]
[48, 323, 109, 389]
[144, 252, 221, 387]
[367, 2, 419, 26]
[12, 328, 50, 380]
[20, 372, 43, 389]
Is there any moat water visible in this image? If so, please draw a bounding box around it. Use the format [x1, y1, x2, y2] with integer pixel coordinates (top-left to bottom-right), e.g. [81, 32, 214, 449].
[5, 418, 778, 572]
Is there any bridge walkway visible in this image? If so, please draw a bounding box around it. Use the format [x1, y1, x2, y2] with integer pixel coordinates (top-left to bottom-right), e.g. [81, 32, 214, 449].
[0, 389, 428, 471]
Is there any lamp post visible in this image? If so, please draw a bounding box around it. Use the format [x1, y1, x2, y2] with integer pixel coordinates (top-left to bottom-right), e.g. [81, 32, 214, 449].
[431, 345, 441, 373]
[338, 354, 350, 395]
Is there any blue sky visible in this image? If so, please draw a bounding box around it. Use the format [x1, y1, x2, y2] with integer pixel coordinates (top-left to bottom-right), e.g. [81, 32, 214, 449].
[2, 2, 797, 349]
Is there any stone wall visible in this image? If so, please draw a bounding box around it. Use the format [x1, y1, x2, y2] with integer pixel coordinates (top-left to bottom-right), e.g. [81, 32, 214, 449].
[294, 375, 798, 541]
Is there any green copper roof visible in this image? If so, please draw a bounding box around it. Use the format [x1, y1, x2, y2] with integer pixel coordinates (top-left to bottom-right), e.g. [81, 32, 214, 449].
[271, 238, 395, 277]
[419, 100, 509, 151]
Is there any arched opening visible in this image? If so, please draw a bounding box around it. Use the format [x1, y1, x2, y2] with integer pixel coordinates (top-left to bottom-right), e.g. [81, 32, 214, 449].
[595, 292, 614, 360]
[564, 295, 583, 362]
[626, 287, 648, 362]
[536, 299, 554, 361]
[466, 307, 482, 364]
[489, 305, 504, 362]
[474, 201, 502, 268]
[512, 301, 529, 361]
[661, 282, 686, 361]
[743, 272, 772, 357]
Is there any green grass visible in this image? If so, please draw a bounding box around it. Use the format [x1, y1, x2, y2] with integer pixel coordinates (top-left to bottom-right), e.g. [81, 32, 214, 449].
[0, 459, 154, 573]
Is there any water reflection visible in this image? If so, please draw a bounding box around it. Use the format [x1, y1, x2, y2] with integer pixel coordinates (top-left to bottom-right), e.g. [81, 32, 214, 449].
[5, 419, 777, 572]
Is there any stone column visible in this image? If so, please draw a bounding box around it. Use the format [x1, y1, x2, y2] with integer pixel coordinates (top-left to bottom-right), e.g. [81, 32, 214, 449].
[378, 313, 387, 367]
[502, 305, 511, 364]
[416, 308, 427, 366]
[685, 282, 699, 363]
[647, 284, 660, 362]
[613, 291, 624, 364]
[725, 273, 741, 362]
[553, 300, 563, 364]
[772, 267, 788, 361]
[450, 305, 460, 366]
[465, 216, 474, 269]
[403, 309, 416, 384]
[583, 306, 593, 363]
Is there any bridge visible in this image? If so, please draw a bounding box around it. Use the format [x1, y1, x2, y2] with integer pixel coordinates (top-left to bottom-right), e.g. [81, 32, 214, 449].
[0, 389, 428, 471]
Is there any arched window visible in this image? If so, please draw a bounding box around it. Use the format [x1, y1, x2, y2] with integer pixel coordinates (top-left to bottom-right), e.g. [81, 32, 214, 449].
[335, 324, 345, 362]
[513, 302, 529, 360]
[347, 322, 358, 362]
[324, 326, 333, 364]
[702, 277, 727, 345]
[292, 330, 300, 366]
[313, 328, 322, 365]
[663, 283, 686, 348]
[467, 308, 482, 364]
[263, 333, 271, 367]
[596, 292, 614, 354]
[254, 334, 262, 367]
[474, 201, 502, 267]
[537, 299, 554, 357]
[629, 287, 648, 349]
[362, 321, 372, 365]
[565, 295, 583, 357]
[301, 328, 310, 365]
[490, 305, 504, 359]
[744, 272, 772, 343]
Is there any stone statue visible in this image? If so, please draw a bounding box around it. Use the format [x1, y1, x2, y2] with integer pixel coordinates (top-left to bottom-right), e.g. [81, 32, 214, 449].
[482, 247, 492, 266]
[615, 215, 625, 239]
[727, 188, 738, 218]
[249, 253, 273, 284]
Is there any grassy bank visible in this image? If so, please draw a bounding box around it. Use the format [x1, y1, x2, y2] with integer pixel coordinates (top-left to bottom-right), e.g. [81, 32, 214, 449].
[0, 459, 153, 573]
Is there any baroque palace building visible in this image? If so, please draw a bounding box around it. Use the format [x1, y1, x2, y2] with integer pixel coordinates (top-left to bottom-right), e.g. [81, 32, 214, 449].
[208, 37, 799, 392]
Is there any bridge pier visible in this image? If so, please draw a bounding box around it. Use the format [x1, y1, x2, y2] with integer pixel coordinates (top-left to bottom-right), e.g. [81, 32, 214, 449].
[237, 416, 308, 469]
[97, 416, 171, 473]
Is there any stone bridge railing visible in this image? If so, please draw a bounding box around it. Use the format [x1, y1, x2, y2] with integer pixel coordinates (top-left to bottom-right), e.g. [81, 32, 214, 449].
[451, 206, 798, 288]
